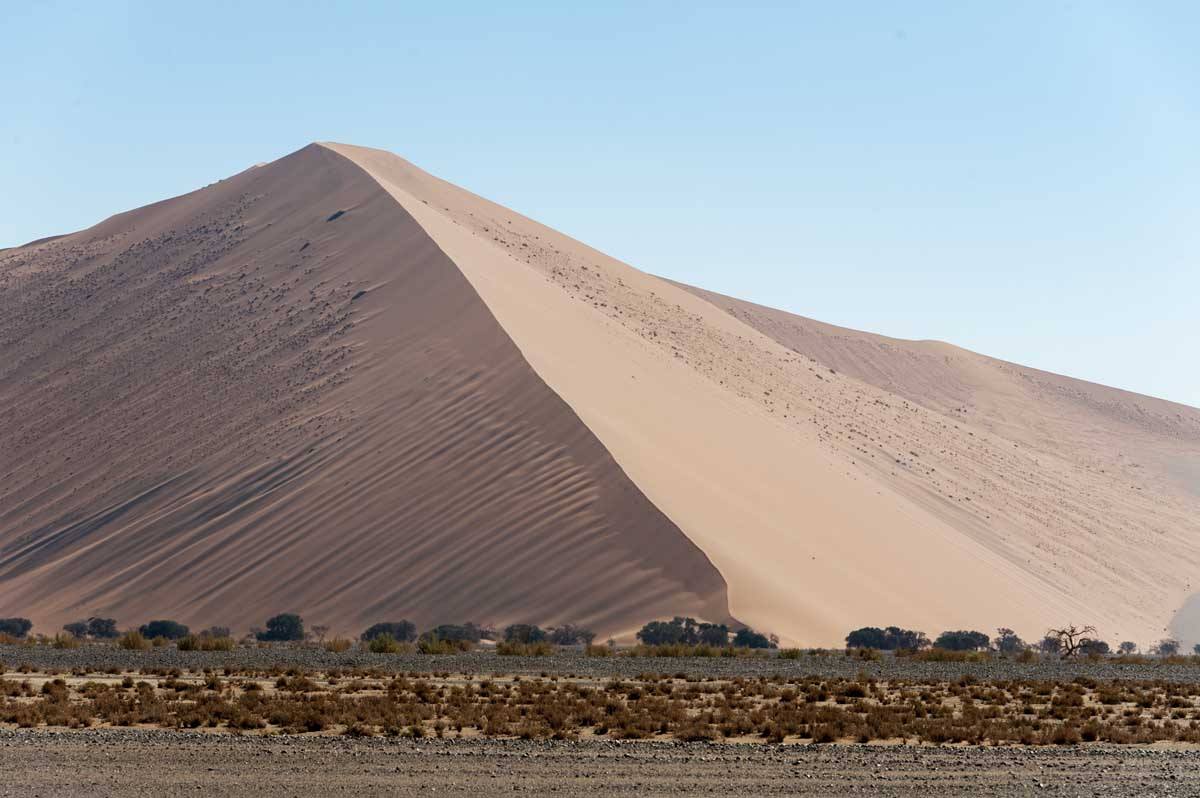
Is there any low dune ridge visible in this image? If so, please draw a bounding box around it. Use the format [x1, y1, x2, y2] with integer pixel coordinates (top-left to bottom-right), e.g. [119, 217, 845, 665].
[1, 141, 1197, 646]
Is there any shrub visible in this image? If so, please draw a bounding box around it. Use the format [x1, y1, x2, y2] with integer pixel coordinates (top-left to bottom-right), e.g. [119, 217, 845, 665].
[138, 620, 190, 640]
[846, 626, 928, 651]
[546, 624, 596, 646]
[51, 632, 79, 649]
[117, 631, 149, 650]
[732, 628, 776, 649]
[1119, 641, 1139, 655]
[636, 617, 729, 646]
[178, 634, 234, 651]
[257, 614, 305, 642]
[62, 621, 89, 639]
[0, 618, 32, 638]
[1036, 635, 1061, 655]
[1079, 639, 1110, 656]
[422, 623, 482, 643]
[585, 643, 613, 657]
[360, 621, 417, 643]
[87, 618, 119, 639]
[778, 648, 803, 659]
[367, 634, 402, 654]
[324, 637, 353, 653]
[1152, 639, 1180, 657]
[933, 630, 991, 652]
[993, 628, 1026, 654]
[496, 641, 552, 656]
[202, 626, 231, 640]
[417, 636, 473, 654]
[503, 624, 546, 644]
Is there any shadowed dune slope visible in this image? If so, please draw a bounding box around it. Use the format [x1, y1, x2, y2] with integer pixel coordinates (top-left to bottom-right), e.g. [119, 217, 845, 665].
[0, 144, 729, 637]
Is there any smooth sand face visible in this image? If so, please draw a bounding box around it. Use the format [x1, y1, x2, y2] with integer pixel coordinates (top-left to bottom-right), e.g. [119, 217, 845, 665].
[321, 143, 1199, 646]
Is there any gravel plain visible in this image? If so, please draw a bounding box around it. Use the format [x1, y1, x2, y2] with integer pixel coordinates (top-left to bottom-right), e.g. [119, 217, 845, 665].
[6, 644, 1200, 684]
[8, 646, 1200, 796]
[3, 728, 1200, 797]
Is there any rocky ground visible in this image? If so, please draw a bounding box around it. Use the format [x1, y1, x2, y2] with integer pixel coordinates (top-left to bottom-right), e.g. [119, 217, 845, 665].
[6, 645, 1200, 683]
[3, 728, 1199, 796]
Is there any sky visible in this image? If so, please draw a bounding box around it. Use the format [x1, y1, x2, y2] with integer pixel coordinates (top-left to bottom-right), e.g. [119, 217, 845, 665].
[2, 1, 1197, 407]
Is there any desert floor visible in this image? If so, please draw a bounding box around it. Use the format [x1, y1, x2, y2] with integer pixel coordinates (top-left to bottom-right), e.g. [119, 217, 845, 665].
[3, 728, 1200, 797]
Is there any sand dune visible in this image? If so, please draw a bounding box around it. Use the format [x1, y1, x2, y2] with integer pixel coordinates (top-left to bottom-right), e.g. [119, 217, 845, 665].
[2, 141, 1197, 646]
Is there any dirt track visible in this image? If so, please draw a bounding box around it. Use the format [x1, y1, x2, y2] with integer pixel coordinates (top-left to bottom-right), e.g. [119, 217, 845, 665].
[3, 728, 1199, 797]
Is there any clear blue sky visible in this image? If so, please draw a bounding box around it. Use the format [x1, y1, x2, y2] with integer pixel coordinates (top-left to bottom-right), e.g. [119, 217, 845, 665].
[2, 2, 1197, 407]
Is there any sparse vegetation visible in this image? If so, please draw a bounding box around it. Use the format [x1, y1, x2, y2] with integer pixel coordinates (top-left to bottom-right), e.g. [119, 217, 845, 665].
[86, 618, 120, 639]
[503, 624, 546, 644]
[992, 628, 1027, 654]
[360, 621, 417, 643]
[845, 626, 928, 651]
[1153, 639, 1181, 657]
[732, 628, 777, 649]
[546, 624, 595, 646]
[1047, 625, 1096, 658]
[257, 614, 305, 642]
[6, 664, 1200, 746]
[117, 630, 149, 650]
[416, 636, 473, 654]
[933, 630, 990, 652]
[367, 634, 405, 654]
[496, 640, 553, 656]
[138, 620, 190, 640]
[636, 617, 731, 646]
[422, 623, 484, 644]
[176, 634, 234, 651]
[0, 619, 32, 638]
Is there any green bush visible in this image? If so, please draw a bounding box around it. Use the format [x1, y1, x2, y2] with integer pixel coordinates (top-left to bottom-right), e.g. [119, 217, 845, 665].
[417, 636, 473, 654]
[636, 617, 729, 646]
[361, 621, 416, 643]
[118, 630, 149, 650]
[62, 621, 89, 639]
[422, 623, 483, 643]
[732, 628, 776, 649]
[87, 617, 120, 639]
[497, 640, 552, 656]
[845, 626, 928, 650]
[546, 624, 596, 646]
[139, 620, 190, 640]
[933, 630, 990, 651]
[257, 613, 305, 642]
[368, 634, 403, 653]
[0, 618, 32, 638]
[502, 624, 546, 644]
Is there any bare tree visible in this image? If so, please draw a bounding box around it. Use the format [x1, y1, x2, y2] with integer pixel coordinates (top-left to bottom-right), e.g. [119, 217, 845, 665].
[1046, 625, 1097, 658]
